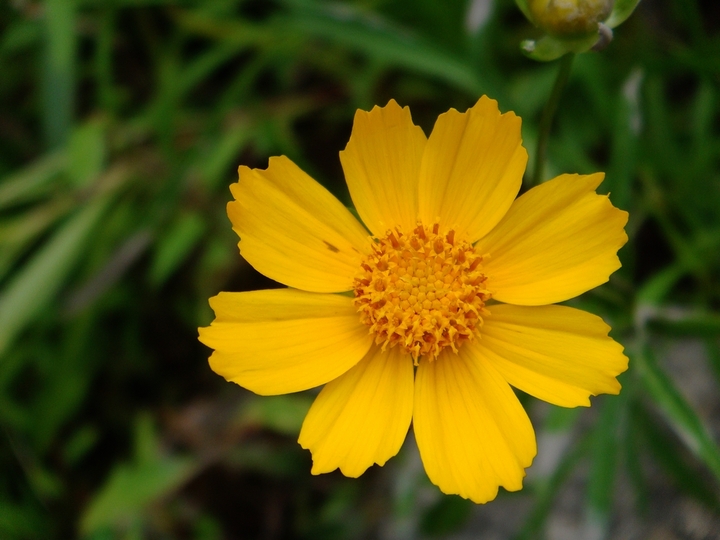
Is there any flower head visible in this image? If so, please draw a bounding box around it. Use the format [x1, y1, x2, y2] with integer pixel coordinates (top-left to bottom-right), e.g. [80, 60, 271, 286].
[516, 0, 641, 61]
[198, 97, 629, 503]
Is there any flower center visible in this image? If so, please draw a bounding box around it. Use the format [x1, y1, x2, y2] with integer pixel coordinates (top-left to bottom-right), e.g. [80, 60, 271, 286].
[353, 223, 490, 362]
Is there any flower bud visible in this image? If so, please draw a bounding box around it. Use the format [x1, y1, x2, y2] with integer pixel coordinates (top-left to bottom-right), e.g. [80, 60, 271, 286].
[529, 0, 614, 36]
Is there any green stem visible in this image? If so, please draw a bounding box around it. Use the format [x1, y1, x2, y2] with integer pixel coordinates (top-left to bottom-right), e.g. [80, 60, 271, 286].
[532, 53, 574, 185]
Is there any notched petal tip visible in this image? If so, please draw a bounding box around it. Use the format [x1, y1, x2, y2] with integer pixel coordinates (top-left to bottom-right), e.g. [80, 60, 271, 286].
[196, 325, 212, 348]
[298, 347, 414, 480]
[414, 349, 536, 505]
[227, 155, 370, 292]
[341, 98, 426, 235]
[479, 304, 629, 408]
[418, 95, 526, 243]
[478, 172, 628, 305]
[367, 98, 403, 115]
[199, 290, 373, 395]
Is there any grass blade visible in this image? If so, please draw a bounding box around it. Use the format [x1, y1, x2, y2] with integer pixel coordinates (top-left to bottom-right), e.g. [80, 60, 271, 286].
[0, 197, 110, 359]
[0, 152, 66, 210]
[284, 2, 483, 94]
[42, 0, 76, 148]
[635, 345, 720, 484]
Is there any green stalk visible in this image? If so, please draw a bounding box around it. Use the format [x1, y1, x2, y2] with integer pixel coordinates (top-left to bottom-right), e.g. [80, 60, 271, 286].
[532, 53, 574, 185]
[42, 0, 76, 149]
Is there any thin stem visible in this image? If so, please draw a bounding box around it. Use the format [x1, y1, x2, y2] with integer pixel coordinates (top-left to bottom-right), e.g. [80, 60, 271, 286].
[532, 53, 575, 186]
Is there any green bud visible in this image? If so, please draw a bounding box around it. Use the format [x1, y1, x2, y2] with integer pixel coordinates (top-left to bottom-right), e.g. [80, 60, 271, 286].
[528, 0, 614, 36]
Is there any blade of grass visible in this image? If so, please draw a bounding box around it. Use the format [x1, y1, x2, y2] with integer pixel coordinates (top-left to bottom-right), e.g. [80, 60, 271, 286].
[0, 152, 66, 210]
[634, 403, 720, 511]
[586, 392, 627, 536]
[80, 415, 198, 535]
[647, 311, 720, 338]
[634, 345, 720, 484]
[0, 197, 74, 283]
[514, 435, 590, 540]
[68, 120, 107, 188]
[624, 402, 650, 514]
[0, 197, 111, 359]
[0, 502, 47, 538]
[149, 213, 204, 286]
[605, 69, 642, 210]
[42, 0, 76, 148]
[284, 3, 483, 95]
[95, 7, 118, 112]
[706, 340, 720, 386]
[177, 4, 483, 94]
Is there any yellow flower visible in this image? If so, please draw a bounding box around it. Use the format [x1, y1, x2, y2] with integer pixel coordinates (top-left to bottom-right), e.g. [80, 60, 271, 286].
[198, 96, 629, 504]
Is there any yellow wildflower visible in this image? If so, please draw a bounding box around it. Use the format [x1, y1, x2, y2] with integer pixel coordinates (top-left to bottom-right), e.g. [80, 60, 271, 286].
[198, 96, 629, 503]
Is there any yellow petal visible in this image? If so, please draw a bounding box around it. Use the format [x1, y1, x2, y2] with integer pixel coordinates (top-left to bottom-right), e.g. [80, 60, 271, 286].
[298, 346, 413, 477]
[229, 156, 370, 293]
[339, 100, 427, 236]
[476, 173, 628, 305]
[478, 304, 628, 407]
[417, 96, 527, 242]
[198, 289, 373, 395]
[414, 347, 536, 504]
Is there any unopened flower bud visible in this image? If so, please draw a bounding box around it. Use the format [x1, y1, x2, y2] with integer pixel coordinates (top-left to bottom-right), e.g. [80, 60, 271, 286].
[529, 0, 614, 36]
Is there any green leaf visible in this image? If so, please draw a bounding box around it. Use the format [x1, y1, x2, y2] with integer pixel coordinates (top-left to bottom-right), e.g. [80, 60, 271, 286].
[0, 152, 66, 210]
[63, 229, 153, 316]
[228, 443, 306, 478]
[420, 495, 473, 537]
[706, 340, 720, 386]
[0, 197, 110, 359]
[647, 312, 720, 338]
[635, 346, 720, 484]
[198, 125, 253, 190]
[133, 413, 160, 465]
[42, 0, 76, 148]
[0, 19, 41, 56]
[514, 0, 534, 23]
[543, 405, 581, 433]
[605, 68, 642, 210]
[636, 263, 686, 307]
[605, 0, 642, 28]
[522, 33, 599, 62]
[284, 3, 482, 94]
[238, 394, 313, 436]
[634, 403, 720, 511]
[0, 198, 74, 283]
[68, 120, 106, 188]
[149, 213, 205, 286]
[623, 402, 650, 512]
[80, 415, 198, 535]
[80, 458, 196, 534]
[62, 425, 99, 466]
[0, 503, 47, 538]
[586, 394, 626, 532]
[515, 436, 590, 540]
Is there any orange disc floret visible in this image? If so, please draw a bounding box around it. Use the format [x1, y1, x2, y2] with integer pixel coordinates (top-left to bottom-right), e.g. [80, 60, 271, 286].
[353, 223, 491, 362]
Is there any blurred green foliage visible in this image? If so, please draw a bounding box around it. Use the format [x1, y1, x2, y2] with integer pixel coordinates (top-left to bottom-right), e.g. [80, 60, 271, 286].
[1, 0, 720, 538]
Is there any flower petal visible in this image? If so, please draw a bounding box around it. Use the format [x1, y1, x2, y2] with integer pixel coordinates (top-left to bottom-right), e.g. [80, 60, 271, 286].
[340, 100, 427, 236]
[229, 156, 370, 293]
[414, 346, 536, 503]
[478, 304, 628, 407]
[298, 346, 414, 477]
[417, 96, 527, 243]
[198, 289, 373, 395]
[476, 173, 628, 305]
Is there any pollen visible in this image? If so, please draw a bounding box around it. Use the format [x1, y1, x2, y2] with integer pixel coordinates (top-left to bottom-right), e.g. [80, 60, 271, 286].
[353, 223, 491, 362]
